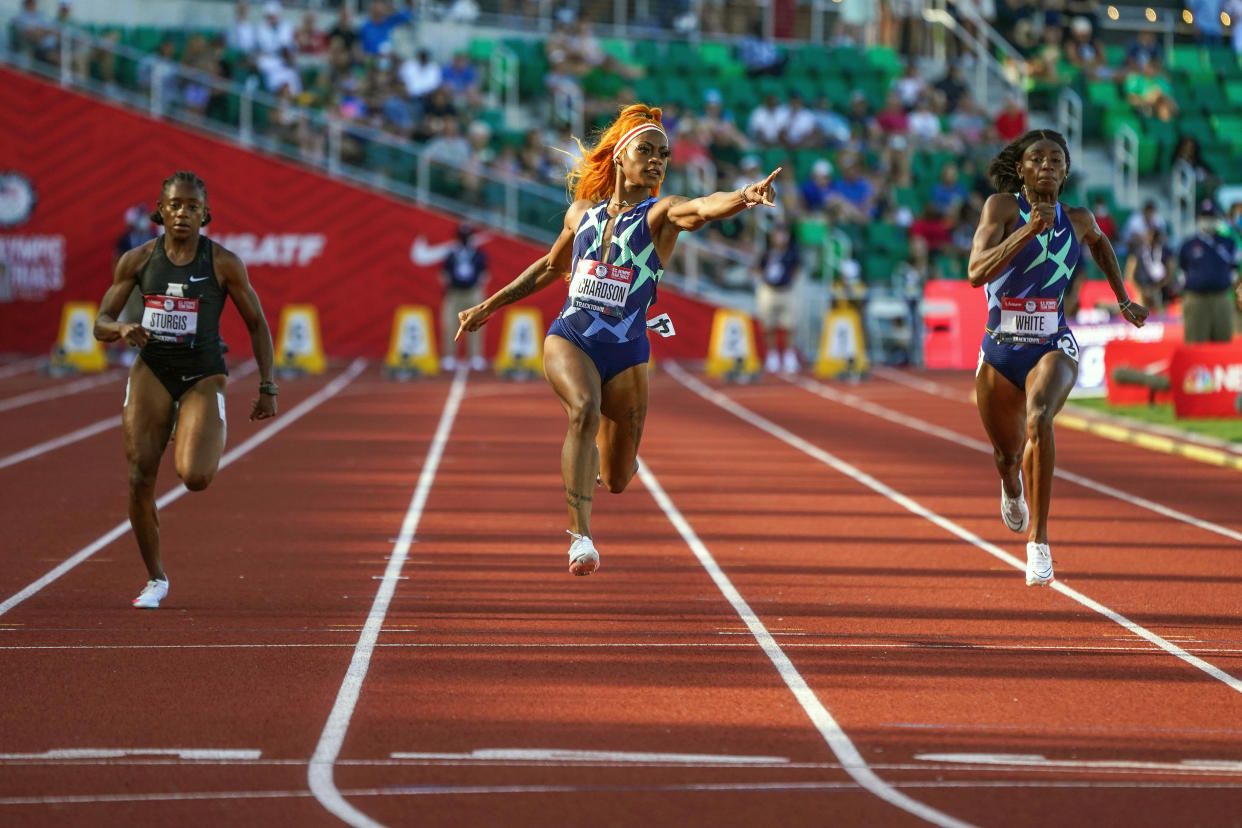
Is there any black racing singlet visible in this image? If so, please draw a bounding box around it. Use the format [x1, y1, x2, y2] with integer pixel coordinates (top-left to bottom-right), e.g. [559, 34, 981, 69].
[137, 234, 227, 364]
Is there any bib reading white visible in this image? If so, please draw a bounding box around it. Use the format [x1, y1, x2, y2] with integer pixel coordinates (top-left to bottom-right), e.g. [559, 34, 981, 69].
[997, 297, 1057, 343]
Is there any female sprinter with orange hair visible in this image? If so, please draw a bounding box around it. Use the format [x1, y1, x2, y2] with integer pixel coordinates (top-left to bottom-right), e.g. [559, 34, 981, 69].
[457, 104, 780, 575]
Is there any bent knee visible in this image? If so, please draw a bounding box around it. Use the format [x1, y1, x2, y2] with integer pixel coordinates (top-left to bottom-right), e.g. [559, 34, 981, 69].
[179, 470, 215, 492]
[565, 400, 601, 435]
[600, 473, 631, 494]
[1025, 409, 1056, 440]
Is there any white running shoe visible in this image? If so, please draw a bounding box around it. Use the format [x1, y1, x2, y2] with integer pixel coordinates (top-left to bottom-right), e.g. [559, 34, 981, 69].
[132, 577, 169, 609]
[1025, 542, 1054, 586]
[1001, 477, 1029, 533]
[764, 350, 780, 373]
[566, 531, 599, 576]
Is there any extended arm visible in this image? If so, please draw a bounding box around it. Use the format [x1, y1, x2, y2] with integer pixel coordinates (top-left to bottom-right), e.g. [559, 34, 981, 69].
[660, 167, 781, 233]
[1072, 206, 1148, 327]
[218, 245, 278, 419]
[456, 201, 585, 338]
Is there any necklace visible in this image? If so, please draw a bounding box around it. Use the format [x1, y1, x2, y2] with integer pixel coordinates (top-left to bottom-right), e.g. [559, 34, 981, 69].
[611, 197, 635, 207]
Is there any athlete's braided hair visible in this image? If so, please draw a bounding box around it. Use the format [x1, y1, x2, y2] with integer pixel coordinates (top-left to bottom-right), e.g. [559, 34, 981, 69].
[986, 129, 1071, 196]
[152, 170, 211, 225]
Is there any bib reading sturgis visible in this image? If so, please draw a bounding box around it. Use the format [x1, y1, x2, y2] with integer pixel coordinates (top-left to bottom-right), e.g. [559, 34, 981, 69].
[984, 193, 1080, 345]
[137, 234, 226, 356]
[558, 197, 663, 344]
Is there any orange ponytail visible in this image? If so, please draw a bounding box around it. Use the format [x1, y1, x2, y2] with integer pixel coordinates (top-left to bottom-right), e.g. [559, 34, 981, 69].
[566, 103, 665, 203]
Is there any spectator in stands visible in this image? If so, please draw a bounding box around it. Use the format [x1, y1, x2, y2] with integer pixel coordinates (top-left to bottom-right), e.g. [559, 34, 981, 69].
[780, 93, 819, 148]
[754, 222, 802, 374]
[13, 0, 57, 63]
[798, 158, 835, 213]
[1170, 136, 1220, 199]
[1024, 25, 1065, 88]
[947, 92, 991, 148]
[746, 93, 789, 147]
[227, 1, 259, 54]
[909, 201, 952, 275]
[293, 11, 328, 59]
[810, 94, 852, 147]
[932, 62, 970, 113]
[441, 51, 480, 109]
[1125, 29, 1164, 67]
[180, 33, 220, 121]
[738, 20, 787, 76]
[1121, 199, 1166, 250]
[826, 154, 876, 223]
[137, 38, 180, 104]
[262, 47, 301, 96]
[1124, 224, 1175, 313]
[1090, 195, 1117, 241]
[836, 0, 877, 46]
[358, 0, 413, 57]
[894, 59, 928, 109]
[1123, 56, 1177, 121]
[327, 5, 358, 55]
[994, 94, 1027, 143]
[907, 93, 947, 147]
[700, 89, 751, 166]
[1064, 15, 1109, 81]
[930, 162, 969, 214]
[439, 223, 489, 372]
[399, 48, 442, 100]
[255, 2, 295, 64]
[1179, 198, 1240, 342]
[1187, 0, 1225, 45]
[416, 86, 459, 142]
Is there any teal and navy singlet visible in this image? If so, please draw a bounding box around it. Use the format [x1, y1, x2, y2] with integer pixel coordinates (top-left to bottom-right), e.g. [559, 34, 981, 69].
[978, 193, 1082, 391]
[136, 235, 229, 399]
[547, 197, 664, 383]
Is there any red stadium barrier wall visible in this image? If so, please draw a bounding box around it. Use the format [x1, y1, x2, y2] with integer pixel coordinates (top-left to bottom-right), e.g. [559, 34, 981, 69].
[0, 68, 717, 360]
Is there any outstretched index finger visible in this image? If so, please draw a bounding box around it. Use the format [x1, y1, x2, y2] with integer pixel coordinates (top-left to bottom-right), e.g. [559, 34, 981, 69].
[762, 166, 783, 186]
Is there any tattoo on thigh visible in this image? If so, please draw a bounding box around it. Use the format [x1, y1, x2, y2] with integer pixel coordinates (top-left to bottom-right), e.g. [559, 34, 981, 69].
[565, 488, 593, 509]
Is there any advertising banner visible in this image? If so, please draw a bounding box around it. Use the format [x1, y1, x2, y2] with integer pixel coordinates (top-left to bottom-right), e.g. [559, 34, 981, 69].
[0, 69, 717, 360]
[1170, 342, 1242, 418]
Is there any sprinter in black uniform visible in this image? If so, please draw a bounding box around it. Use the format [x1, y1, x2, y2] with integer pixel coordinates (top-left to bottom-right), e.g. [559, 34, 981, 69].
[94, 171, 278, 609]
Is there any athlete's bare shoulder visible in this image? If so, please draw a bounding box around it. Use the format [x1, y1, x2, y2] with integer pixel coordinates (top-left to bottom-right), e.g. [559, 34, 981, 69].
[117, 238, 158, 276]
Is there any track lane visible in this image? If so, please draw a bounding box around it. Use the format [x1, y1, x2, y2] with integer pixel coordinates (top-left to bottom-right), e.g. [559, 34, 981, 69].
[651, 366, 1242, 827]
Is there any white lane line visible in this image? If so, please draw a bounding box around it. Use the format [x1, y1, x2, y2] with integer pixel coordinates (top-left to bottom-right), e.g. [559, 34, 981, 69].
[308, 366, 468, 828]
[390, 749, 790, 765]
[636, 460, 976, 828]
[0, 356, 46, 379]
[0, 362, 257, 471]
[0, 416, 120, 470]
[6, 642, 1242, 655]
[0, 371, 124, 413]
[915, 753, 1242, 773]
[0, 359, 368, 618]
[0, 749, 260, 760]
[667, 363, 1242, 696]
[4, 779, 1242, 806]
[789, 373, 1242, 544]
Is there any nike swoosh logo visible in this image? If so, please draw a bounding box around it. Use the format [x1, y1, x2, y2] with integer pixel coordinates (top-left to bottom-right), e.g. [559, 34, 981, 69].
[180, 374, 205, 383]
[1052, 228, 1067, 238]
[189, 276, 209, 282]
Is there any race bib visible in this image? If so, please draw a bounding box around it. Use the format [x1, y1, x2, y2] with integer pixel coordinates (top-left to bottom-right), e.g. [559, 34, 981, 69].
[996, 297, 1057, 343]
[568, 258, 633, 319]
[142, 295, 199, 344]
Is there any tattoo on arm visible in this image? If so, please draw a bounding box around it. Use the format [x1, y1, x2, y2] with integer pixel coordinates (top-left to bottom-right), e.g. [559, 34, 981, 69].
[565, 488, 593, 509]
[499, 277, 536, 304]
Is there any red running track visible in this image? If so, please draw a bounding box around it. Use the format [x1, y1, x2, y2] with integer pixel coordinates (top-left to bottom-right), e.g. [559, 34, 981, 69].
[0, 357, 1240, 828]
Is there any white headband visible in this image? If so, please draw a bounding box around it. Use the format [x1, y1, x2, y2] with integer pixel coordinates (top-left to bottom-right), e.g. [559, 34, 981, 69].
[612, 123, 667, 160]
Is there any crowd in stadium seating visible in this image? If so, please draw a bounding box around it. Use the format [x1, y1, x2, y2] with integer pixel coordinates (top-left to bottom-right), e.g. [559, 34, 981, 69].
[10, 0, 1242, 332]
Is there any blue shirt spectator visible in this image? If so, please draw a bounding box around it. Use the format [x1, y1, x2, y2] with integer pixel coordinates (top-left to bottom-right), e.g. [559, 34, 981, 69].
[1179, 229, 1238, 292]
[358, 0, 412, 56]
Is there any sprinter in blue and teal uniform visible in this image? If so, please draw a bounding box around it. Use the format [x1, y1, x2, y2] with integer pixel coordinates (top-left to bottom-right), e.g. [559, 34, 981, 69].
[969, 130, 1148, 586]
